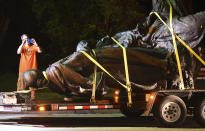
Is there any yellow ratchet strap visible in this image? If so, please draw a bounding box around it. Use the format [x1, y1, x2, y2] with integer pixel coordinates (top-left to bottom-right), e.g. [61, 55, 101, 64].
[150, 1, 184, 89]
[168, 1, 184, 90]
[111, 37, 131, 87]
[81, 49, 132, 104]
[111, 37, 132, 104]
[82, 37, 133, 104]
[91, 50, 97, 103]
[149, 11, 205, 66]
[175, 35, 205, 65]
[43, 71, 49, 84]
[149, 1, 205, 90]
[81, 51, 127, 89]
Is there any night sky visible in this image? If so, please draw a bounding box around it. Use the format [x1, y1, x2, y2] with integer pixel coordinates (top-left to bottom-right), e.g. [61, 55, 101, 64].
[0, 0, 204, 76]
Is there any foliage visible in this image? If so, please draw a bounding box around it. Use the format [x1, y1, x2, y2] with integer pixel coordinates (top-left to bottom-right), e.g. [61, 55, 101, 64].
[31, 0, 147, 58]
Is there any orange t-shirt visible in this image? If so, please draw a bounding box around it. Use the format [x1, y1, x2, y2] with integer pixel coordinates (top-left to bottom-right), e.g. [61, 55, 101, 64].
[19, 45, 38, 72]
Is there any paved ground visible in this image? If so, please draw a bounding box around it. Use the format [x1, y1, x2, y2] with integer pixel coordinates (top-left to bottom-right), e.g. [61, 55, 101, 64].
[0, 110, 204, 131]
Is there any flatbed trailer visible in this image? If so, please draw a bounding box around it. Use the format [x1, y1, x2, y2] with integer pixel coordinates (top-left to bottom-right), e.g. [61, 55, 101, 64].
[0, 88, 205, 127]
[0, 92, 121, 112]
[0, 100, 121, 112]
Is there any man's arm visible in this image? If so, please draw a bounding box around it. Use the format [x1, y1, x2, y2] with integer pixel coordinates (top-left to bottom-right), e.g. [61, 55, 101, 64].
[17, 40, 26, 54]
[32, 38, 42, 53]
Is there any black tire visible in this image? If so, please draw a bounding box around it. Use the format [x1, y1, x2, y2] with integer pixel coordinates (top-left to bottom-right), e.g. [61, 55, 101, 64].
[153, 95, 187, 127]
[194, 99, 205, 127]
[120, 103, 144, 117]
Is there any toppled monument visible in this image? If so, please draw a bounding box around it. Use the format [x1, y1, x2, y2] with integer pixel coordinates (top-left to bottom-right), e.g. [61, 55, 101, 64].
[23, 0, 205, 98]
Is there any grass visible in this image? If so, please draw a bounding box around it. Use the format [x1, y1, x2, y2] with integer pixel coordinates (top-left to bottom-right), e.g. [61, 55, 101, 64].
[35, 87, 65, 100]
[0, 72, 109, 101]
[0, 72, 65, 100]
[0, 73, 18, 92]
[1, 72, 204, 101]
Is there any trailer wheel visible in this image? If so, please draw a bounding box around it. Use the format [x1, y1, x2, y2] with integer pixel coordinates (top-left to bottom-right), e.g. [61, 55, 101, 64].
[120, 103, 144, 117]
[154, 95, 187, 127]
[194, 99, 205, 127]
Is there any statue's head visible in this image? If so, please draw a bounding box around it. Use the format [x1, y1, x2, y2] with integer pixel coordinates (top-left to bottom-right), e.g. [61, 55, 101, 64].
[24, 69, 48, 89]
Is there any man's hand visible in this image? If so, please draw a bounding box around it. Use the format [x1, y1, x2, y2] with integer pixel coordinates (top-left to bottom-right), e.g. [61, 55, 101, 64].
[32, 38, 42, 53]
[32, 38, 38, 46]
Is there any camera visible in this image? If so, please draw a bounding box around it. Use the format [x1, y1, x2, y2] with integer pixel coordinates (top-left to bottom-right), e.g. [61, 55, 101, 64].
[27, 39, 34, 44]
